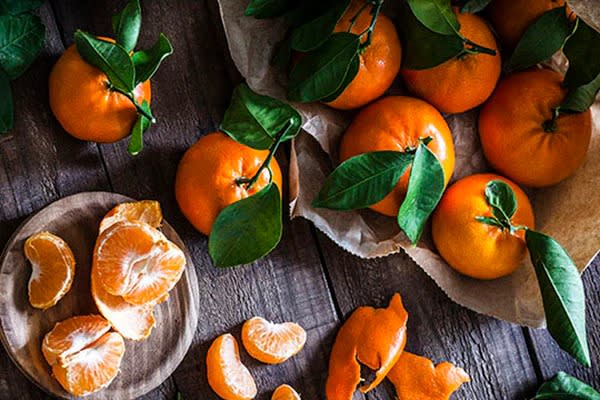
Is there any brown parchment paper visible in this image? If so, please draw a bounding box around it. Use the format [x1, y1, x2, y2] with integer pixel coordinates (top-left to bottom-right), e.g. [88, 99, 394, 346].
[216, 0, 600, 327]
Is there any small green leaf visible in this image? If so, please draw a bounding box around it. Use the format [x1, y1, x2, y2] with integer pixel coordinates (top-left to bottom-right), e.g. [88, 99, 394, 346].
[534, 372, 600, 400]
[127, 100, 151, 156]
[526, 230, 590, 367]
[112, 0, 142, 52]
[0, 13, 45, 79]
[407, 0, 459, 36]
[221, 83, 301, 150]
[475, 216, 505, 229]
[564, 19, 600, 89]
[484, 179, 517, 222]
[245, 0, 294, 19]
[288, 32, 359, 102]
[397, 143, 445, 245]
[560, 72, 600, 113]
[74, 30, 135, 92]
[398, 3, 464, 70]
[132, 33, 173, 84]
[209, 182, 282, 267]
[313, 151, 413, 211]
[320, 53, 359, 102]
[0, 0, 44, 14]
[0, 68, 13, 133]
[506, 6, 573, 72]
[290, 0, 350, 52]
[460, 0, 492, 13]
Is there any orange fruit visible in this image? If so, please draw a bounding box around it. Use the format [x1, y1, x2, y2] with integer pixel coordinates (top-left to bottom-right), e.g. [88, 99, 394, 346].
[387, 352, 470, 400]
[49, 38, 151, 143]
[207, 333, 258, 400]
[479, 68, 592, 188]
[175, 131, 283, 235]
[93, 220, 186, 306]
[339, 96, 455, 217]
[99, 200, 162, 234]
[24, 232, 75, 310]
[272, 384, 301, 400]
[325, 0, 402, 110]
[431, 173, 535, 280]
[488, 0, 572, 50]
[241, 316, 307, 364]
[401, 9, 501, 114]
[42, 315, 125, 397]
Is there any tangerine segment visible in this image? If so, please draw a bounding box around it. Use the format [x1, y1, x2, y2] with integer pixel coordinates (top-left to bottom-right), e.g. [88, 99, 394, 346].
[387, 352, 470, 400]
[24, 232, 76, 310]
[93, 221, 186, 305]
[241, 317, 307, 364]
[91, 264, 156, 341]
[272, 384, 301, 400]
[99, 200, 163, 234]
[339, 96, 455, 216]
[207, 333, 258, 400]
[52, 331, 125, 397]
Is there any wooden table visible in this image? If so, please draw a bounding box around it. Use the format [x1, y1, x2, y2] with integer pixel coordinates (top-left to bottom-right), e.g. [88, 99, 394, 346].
[1, 1, 599, 399]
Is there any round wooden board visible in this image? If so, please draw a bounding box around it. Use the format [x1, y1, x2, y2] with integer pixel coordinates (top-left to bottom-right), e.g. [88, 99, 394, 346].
[0, 192, 200, 399]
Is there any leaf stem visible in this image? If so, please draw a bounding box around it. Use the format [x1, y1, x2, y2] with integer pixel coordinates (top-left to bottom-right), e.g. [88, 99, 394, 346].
[358, 0, 384, 50]
[111, 84, 156, 122]
[459, 37, 497, 57]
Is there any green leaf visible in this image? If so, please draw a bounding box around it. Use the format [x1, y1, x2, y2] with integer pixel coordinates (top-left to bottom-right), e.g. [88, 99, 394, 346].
[0, 0, 44, 14]
[460, 0, 492, 13]
[74, 30, 135, 92]
[534, 372, 600, 400]
[313, 151, 413, 211]
[131, 33, 173, 84]
[564, 19, 600, 89]
[0, 68, 13, 133]
[221, 83, 301, 150]
[320, 53, 359, 102]
[245, 0, 294, 19]
[112, 0, 142, 52]
[506, 6, 573, 72]
[209, 182, 282, 267]
[407, 0, 459, 36]
[397, 143, 445, 245]
[560, 72, 600, 113]
[398, 3, 464, 70]
[288, 32, 359, 102]
[526, 230, 590, 367]
[0, 13, 45, 79]
[484, 179, 517, 222]
[290, 0, 350, 52]
[475, 216, 505, 230]
[127, 100, 151, 156]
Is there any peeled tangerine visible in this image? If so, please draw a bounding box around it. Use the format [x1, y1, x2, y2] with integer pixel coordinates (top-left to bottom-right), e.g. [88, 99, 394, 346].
[272, 384, 301, 400]
[42, 315, 125, 397]
[207, 333, 257, 400]
[24, 232, 75, 310]
[242, 317, 307, 364]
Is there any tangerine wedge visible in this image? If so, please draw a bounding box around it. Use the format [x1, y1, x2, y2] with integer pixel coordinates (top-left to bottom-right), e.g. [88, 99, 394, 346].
[272, 384, 301, 400]
[24, 232, 75, 310]
[241, 316, 307, 364]
[99, 200, 162, 234]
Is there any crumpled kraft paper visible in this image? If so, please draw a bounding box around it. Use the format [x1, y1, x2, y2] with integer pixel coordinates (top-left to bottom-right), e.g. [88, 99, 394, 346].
[216, 0, 599, 327]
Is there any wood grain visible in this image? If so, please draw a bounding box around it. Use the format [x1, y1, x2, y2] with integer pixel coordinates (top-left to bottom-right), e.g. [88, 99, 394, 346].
[0, 192, 199, 399]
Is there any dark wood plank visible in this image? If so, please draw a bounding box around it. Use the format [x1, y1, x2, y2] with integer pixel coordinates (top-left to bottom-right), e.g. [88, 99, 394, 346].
[314, 230, 540, 400]
[48, 1, 341, 399]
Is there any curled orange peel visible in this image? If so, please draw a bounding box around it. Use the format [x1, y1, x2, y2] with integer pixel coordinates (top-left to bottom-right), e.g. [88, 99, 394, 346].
[387, 352, 470, 400]
[325, 293, 408, 399]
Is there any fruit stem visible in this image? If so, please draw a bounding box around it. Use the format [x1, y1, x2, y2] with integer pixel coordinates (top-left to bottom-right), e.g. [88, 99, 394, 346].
[358, 0, 384, 50]
[111, 85, 156, 123]
[543, 107, 560, 133]
[461, 37, 497, 57]
[348, 1, 371, 33]
[236, 121, 291, 190]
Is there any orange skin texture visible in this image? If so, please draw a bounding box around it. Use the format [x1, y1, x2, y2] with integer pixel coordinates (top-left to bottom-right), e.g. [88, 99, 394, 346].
[432, 174, 535, 280]
[401, 10, 501, 114]
[479, 69, 592, 187]
[387, 352, 471, 400]
[175, 132, 283, 235]
[325, 293, 408, 400]
[339, 96, 455, 216]
[326, 0, 402, 110]
[49, 38, 151, 143]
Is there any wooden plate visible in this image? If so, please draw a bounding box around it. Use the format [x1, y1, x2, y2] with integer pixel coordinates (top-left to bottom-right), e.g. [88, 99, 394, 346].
[0, 192, 200, 399]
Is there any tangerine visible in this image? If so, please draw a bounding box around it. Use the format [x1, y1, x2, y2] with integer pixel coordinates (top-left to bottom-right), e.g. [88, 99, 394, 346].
[241, 316, 307, 364]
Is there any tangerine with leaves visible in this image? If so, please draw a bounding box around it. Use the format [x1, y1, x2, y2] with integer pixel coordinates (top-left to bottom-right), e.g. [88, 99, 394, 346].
[339, 96, 455, 217]
[479, 69, 592, 188]
[432, 174, 535, 280]
[401, 8, 501, 114]
[241, 316, 307, 364]
[175, 132, 282, 235]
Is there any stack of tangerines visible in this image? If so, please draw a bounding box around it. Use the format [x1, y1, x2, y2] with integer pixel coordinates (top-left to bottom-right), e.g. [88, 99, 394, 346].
[24, 200, 186, 396]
